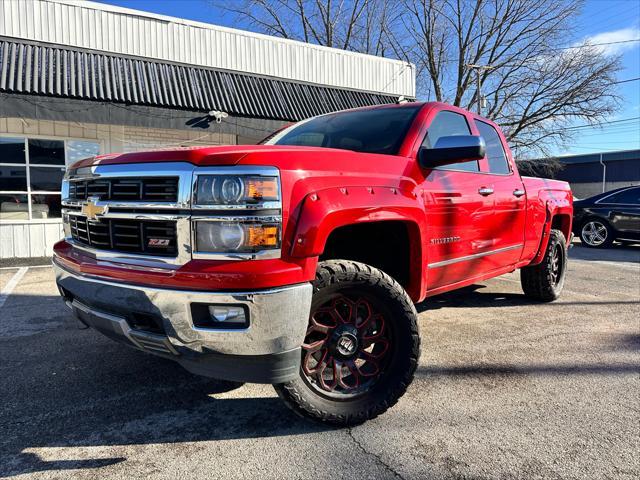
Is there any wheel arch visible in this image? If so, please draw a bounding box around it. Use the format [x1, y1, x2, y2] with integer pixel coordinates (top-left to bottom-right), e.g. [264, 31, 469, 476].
[289, 186, 426, 301]
[551, 213, 572, 242]
[529, 197, 573, 266]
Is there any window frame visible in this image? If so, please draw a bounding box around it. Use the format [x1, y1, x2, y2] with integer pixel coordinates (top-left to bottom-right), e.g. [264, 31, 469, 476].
[0, 133, 102, 224]
[421, 110, 481, 174]
[474, 119, 513, 176]
[265, 104, 423, 156]
[595, 187, 640, 205]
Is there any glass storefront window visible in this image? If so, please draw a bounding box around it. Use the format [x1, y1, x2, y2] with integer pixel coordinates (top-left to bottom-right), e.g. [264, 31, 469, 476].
[28, 139, 66, 165]
[67, 140, 101, 163]
[0, 193, 29, 220]
[0, 137, 26, 164]
[0, 136, 100, 221]
[0, 165, 27, 191]
[30, 194, 62, 219]
[29, 166, 66, 192]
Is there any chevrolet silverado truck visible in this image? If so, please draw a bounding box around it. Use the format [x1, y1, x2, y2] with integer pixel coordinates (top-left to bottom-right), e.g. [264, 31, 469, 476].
[53, 102, 573, 426]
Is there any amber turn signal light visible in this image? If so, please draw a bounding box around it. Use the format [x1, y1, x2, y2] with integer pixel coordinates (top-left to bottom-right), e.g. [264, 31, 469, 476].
[247, 225, 279, 247]
[245, 178, 279, 201]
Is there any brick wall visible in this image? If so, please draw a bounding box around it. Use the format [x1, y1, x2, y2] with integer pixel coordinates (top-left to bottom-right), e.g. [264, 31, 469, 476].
[0, 118, 237, 153]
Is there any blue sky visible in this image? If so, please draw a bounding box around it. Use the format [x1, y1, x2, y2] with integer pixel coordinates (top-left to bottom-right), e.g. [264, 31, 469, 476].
[97, 0, 639, 156]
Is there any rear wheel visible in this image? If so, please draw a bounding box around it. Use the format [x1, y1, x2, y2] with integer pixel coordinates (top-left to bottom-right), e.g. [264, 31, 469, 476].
[521, 229, 567, 302]
[580, 218, 613, 248]
[274, 260, 420, 426]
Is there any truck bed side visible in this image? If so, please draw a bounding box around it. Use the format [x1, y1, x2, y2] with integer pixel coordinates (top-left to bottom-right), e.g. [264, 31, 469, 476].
[520, 176, 573, 266]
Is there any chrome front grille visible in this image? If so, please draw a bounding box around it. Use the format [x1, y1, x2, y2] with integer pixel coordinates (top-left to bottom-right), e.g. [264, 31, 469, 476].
[69, 215, 178, 256]
[68, 177, 179, 202]
[61, 162, 281, 267]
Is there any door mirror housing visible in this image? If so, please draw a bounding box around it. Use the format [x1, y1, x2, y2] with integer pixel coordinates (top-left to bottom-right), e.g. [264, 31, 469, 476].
[419, 135, 486, 168]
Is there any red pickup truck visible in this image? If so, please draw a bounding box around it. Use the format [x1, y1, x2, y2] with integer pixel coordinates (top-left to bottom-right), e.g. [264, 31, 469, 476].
[53, 102, 572, 426]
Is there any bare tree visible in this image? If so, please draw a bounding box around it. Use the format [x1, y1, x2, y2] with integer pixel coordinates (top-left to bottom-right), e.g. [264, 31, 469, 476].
[396, 0, 621, 156]
[211, 0, 621, 156]
[214, 0, 397, 56]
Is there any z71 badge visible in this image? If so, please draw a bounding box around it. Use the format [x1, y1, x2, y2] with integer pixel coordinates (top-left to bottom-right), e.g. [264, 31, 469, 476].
[148, 238, 170, 247]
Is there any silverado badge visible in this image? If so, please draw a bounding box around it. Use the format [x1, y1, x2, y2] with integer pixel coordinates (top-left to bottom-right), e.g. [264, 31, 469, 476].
[81, 198, 107, 220]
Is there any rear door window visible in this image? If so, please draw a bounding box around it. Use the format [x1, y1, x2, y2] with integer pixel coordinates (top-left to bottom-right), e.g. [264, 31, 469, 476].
[423, 111, 478, 172]
[475, 120, 511, 174]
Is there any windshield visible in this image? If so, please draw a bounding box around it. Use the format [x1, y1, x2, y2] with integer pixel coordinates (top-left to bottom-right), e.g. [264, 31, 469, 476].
[263, 104, 422, 155]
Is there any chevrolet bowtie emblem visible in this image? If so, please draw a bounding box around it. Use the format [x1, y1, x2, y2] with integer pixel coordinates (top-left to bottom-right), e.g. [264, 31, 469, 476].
[81, 198, 107, 220]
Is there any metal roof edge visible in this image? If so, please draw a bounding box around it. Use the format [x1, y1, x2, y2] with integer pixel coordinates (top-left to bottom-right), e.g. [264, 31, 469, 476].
[0, 35, 414, 101]
[49, 0, 414, 68]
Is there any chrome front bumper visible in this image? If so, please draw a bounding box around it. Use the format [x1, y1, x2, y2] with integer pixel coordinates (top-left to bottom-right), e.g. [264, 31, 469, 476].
[53, 260, 313, 383]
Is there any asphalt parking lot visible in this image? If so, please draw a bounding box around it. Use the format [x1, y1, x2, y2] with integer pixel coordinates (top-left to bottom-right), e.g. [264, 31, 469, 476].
[1, 242, 638, 480]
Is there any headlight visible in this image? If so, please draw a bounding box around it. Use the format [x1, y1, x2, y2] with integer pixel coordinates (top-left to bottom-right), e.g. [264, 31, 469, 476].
[195, 221, 280, 253]
[195, 175, 279, 205]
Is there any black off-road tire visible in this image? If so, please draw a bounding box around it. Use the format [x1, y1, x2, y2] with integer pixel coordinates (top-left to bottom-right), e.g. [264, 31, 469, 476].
[520, 229, 567, 302]
[273, 260, 420, 427]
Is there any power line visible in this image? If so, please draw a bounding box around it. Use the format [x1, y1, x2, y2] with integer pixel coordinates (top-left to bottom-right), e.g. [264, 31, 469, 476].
[564, 145, 640, 151]
[582, 6, 640, 31]
[577, 127, 640, 137]
[423, 38, 640, 68]
[552, 38, 640, 51]
[575, 127, 640, 136]
[612, 77, 640, 85]
[555, 116, 640, 132]
[573, 140, 640, 145]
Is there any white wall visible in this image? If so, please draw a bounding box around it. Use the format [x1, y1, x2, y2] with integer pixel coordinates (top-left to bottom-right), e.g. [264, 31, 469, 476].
[0, 222, 64, 259]
[0, 0, 415, 98]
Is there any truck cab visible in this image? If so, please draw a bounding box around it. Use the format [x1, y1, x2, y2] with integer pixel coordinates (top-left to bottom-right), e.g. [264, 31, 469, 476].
[53, 102, 572, 426]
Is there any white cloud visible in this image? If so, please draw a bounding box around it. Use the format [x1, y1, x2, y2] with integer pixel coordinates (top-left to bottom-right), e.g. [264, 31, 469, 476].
[581, 27, 640, 55]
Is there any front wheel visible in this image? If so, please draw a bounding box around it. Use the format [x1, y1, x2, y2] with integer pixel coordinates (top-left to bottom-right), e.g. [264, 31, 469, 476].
[274, 260, 420, 426]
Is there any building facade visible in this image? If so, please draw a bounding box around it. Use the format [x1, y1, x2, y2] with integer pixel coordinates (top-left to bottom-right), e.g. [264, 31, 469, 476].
[0, 0, 415, 261]
[553, 150, 640, 199]
[519, 149, 640, 199]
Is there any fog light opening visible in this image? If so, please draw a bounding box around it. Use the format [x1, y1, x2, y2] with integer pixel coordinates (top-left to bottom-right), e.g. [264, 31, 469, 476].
[209, 306, 246, 324]
[191, 303, 249, 330]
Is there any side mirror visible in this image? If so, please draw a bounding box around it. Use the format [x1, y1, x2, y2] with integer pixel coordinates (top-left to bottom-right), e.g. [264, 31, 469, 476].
[419, 135, 486, 168]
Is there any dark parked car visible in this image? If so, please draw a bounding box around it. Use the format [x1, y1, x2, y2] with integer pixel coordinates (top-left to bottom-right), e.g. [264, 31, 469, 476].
[573, 186, 640, 248]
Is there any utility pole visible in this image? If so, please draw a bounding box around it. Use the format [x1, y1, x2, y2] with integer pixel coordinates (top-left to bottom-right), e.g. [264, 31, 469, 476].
[467, 64, 494, 115]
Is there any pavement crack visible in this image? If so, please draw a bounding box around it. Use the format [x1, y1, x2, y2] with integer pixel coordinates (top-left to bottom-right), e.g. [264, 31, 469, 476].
[346, 428, 405, 480]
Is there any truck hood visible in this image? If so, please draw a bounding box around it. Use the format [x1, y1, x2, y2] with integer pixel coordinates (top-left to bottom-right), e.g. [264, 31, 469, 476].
[70, 144, 359, 169]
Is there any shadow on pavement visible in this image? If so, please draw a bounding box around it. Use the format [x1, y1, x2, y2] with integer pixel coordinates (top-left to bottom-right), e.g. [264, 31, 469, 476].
[7, 454, 127, 477]
[569, 240, 640, 264]
[611, 333, 640, 352]
[0, 294, 331, 478]
[415, 284, 639, 312]
[418, 362, 640, 378]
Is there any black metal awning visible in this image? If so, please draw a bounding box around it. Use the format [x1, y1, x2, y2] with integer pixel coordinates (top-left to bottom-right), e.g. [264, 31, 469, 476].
[0, 37, 405, 122]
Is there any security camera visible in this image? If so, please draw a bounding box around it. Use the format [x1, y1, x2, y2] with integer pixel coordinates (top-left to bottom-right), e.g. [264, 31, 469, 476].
[207, 110, 228, 123]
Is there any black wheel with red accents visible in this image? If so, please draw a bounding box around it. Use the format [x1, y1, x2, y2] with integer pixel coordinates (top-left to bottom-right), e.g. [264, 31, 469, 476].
[274, 260, 420, 426]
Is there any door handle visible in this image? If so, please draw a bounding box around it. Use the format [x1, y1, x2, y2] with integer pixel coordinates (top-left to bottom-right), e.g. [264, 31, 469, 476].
[478, 187, 494, 196]
[513, 189, 525, 198]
